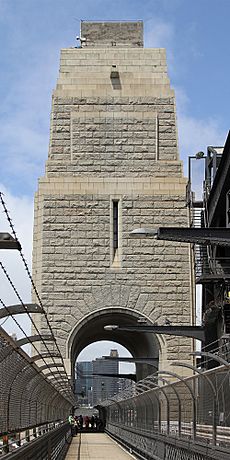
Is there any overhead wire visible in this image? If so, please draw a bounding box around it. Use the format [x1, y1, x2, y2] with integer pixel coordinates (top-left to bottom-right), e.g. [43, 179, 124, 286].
[0, 287, 72, 401]
[0, 192, 75, 403]
[0, 259, 72, 398]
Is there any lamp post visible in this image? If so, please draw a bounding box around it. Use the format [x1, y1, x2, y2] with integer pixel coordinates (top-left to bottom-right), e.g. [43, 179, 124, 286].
[0, 232, 21, 250]
[129, 227, 230, 246]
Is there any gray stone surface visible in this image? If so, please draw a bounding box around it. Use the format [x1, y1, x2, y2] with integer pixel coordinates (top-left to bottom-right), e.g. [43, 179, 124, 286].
[33, 21, 193, 379]
[80, 21, 143, 48]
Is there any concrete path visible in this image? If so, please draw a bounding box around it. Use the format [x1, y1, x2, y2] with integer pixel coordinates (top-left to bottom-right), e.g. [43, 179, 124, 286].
[65, 432, 136, 459]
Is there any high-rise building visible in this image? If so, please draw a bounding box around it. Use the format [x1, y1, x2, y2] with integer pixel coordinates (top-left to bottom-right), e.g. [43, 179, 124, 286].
[92, 349, 119, 405]
[75, 361, 93, 406]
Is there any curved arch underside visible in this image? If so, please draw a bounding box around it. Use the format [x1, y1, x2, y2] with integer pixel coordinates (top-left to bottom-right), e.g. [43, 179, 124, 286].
[68, 308, 160, 381]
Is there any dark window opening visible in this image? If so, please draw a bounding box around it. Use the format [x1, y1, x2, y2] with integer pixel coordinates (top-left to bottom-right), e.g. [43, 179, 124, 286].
[113, 200, 119, 257]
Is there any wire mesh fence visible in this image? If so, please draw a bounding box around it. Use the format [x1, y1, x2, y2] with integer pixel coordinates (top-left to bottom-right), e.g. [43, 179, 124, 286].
[0, 191, 76, 455]
[0, 329, 72, 438]
[102, 364, 230, 450]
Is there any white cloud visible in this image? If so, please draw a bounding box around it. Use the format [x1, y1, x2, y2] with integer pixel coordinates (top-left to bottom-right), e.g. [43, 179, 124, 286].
[181, 116, 225, 202]
[174, 86, 226, 202]
[144, 19, 174, 48]
[0, 39, 60, 192]
[178, 113, 226, 158]
[175, 85, 226, 163]
[144, 17, 176, 78]
[0, 184, 34, 338]
[0, 121, 48, 174]
[174, 86, 190, 113]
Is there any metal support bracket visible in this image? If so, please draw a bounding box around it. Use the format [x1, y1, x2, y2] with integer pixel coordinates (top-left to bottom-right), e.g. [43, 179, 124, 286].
[131, 227, 230, 246]
[16, 335, 54, 347]
[103, 356, 159, 364]
[157, 227, 230, 246]
[116, 325, 205, 341]
[0, 304, 42, 319]
[92, 372, 136, 381]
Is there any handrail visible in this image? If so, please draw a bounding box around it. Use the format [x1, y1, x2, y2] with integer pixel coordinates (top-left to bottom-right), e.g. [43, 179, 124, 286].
[2, 422, 71, 459]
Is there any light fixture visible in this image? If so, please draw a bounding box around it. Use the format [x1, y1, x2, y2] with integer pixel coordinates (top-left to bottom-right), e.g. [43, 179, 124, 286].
[104, 325, 119, 331]
[129, 228, 158, 238]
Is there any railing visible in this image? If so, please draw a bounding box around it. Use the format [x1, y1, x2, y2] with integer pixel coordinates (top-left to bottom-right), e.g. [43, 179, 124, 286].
[189, 203, 230, 282]
[106, 423, 230, 460]
[99, 364, 230, 459]
[0, 330, 73, 443]
[1, 422, 71, 460]
[0, 192, 75, 433]
[194, 250, 230, 281]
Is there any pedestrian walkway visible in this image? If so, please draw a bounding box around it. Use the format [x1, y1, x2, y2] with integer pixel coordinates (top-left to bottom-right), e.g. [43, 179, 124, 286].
[65, 432, 135, 459]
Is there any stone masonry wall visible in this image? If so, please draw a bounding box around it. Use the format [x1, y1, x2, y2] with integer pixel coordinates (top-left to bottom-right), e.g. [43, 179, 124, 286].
[47, 95, 180, 176]
[33, 22, 193, 377]
[80, 21, 143, 47]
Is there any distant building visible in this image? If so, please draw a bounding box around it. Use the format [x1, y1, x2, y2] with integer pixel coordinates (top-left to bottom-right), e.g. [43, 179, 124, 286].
[92, 349, 119, 405]
[75, 361, 93, 406]
[118, 377, 135, 393]
[75, 350, 121, 406]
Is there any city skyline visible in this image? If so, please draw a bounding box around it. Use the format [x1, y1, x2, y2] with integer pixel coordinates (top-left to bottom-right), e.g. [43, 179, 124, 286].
[76, 349, 134, 405]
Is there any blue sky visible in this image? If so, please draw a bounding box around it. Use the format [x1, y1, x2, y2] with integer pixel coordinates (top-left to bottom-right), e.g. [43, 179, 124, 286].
[0, 0, 229, 198]
[0, 0, 229, 361]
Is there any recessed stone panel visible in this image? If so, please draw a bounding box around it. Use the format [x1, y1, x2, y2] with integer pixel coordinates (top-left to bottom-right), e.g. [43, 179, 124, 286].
[70, 111, 157, 158]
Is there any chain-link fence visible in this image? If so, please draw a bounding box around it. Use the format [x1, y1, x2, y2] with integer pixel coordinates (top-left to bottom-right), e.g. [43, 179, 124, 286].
[101, 364, 230, 452]
[0, 330, 73, 440]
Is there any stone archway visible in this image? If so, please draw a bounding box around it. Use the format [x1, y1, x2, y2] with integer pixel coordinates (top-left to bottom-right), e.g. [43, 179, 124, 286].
[66, 307, 162, 382]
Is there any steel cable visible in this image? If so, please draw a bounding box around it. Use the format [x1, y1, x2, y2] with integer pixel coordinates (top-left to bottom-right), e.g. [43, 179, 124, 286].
[0, 192, 75, 403]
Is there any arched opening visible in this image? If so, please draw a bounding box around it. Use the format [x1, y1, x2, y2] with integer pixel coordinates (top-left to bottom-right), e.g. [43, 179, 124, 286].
[67, 308, 161, 384]
[75, 340, 136, 408]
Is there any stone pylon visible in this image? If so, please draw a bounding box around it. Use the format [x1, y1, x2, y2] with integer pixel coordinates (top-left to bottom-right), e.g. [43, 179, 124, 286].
[33, 21, 194, 381]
